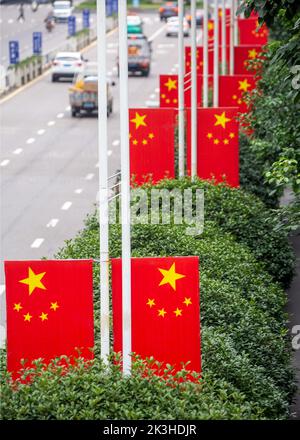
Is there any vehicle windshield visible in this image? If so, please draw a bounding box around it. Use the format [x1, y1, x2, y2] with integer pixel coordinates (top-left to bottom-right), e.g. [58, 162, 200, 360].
[54, 4, 71, 9]
[128, 40, 149, 57]
[56, 56, 79, 62]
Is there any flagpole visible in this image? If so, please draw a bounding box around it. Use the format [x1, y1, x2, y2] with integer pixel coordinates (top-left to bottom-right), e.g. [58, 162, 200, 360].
[118, 0, 132, 375]
[234, 0, 238, 46]
[213, 0, 219, 106]
[191, 0, 197, 180]
[97, 0, 110, 364]
[203, 0, 208, 107]
[229, 0, 235, 75]
[178, 0, 184, 177]
[221, 0, 226, 75]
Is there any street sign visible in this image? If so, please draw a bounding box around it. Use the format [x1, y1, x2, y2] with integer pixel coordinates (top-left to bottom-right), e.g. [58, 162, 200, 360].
[9, 41, 19, 65]
[68, 16, 76, 37]
[82, 9, 90, 29]
[33, 32, 42, 55]
[106, 0, 113, 17]
[112, 0, 118, 14]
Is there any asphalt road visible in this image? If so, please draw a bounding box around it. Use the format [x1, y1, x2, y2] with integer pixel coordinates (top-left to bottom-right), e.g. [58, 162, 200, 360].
[0, 11, 199, 344]
[0, 1, 93, 67]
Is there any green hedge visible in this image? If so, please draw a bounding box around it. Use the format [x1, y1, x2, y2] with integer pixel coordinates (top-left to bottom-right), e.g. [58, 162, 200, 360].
[0, 181, 295, 419]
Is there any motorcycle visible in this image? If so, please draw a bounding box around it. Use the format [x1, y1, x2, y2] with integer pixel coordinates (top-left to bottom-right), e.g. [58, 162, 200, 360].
[45, 19, 55, 32]
[31, 1, 38, 12]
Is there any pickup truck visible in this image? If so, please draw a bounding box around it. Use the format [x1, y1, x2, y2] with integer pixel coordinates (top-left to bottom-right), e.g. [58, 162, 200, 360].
[69, 67, 114, 117]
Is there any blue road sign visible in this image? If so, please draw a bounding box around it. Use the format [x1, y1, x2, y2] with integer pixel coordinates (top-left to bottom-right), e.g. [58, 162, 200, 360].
[33, 32, 42, 55]
[9, 41, 19, 65]
[112, 0, 118, 14]
[82, 9, 90, 29]
[68, 16, 76, 37]
[106, 0, 113, 17]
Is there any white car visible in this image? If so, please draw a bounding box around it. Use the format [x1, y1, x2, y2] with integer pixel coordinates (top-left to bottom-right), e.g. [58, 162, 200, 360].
[166, 16, 190, 37]
[53, 1, 73, 22]
[127, 15, 143, 26]
[51, 52, 85, 82]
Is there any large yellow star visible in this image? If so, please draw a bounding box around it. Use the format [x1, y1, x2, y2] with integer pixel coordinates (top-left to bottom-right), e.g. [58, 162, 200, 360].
[130, 112, 147, 130]
[158, 262, 185, 291]
[164, 77, 177, 92]
[19, 267, 46, 295]
[214, 111, 231, 129]
[208, 22, 214, 31]
[238, 79, 251, 92]
[248, 48, 258, 59]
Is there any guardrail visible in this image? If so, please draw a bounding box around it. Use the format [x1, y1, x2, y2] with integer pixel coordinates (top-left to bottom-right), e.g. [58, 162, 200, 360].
[0, 16, 117, 98]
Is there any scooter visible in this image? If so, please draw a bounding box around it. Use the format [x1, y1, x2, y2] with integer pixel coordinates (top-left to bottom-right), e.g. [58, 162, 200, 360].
[45, 19, 55, 33]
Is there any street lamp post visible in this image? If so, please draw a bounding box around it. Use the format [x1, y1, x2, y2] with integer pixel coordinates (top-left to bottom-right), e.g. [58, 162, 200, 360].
[178, 0, 185, 177]
[191, 0, 197, 180]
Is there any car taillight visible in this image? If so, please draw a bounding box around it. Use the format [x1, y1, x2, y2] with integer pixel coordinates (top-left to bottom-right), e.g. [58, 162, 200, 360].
[77, 62, 83, 67]
[141, 60, 149, 67]
[159, 7, 163, 12]
[174, 7, 179, 12]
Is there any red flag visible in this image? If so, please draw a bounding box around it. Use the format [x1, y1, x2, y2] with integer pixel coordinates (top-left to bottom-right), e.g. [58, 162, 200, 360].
[112, 256, 201, 376]
[207, 18, 231, 45]
[159, 74, 202, 108]
[185, 46, 230, 75]
[238, 18, 268, 45]
[186, 107, 239, 187]
[4, 260, 94, 375]
[129, 108, 176, 185]
[219, 75, 256, 112]
[234, 45, 264, 74]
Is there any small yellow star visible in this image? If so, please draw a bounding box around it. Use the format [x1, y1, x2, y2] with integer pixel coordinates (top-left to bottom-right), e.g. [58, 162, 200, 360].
[148, 133, 154, 139]
[142, 139, 148, 145]
[50, 302, 59, 311]
[213, 139, 220, 145]
[161, 93, 166, 99]
[232, 94, 237, 100]
[129, 133, 132, 139]
[248, 49, 258, 59]
[173, 99, 178, 104]
[24, 312, 32, 322]
[223, 139, 229, 145]
[229, 132, 235, 139]
[14, 303, 23, 312]
[173, 308, 182, 317]
[166, 99, 170, 104]
[164, 77, 177, 92]
[237, 99, 242, 104]
[238, 78, 251, 92]
[158, 308, 167, 318]
[214, 111, 231, 129]
[130, 112, 147, 130]
[132, 139, 138, 145]
[183, 297, 192, 307]
[19, 267, 46, 295]
[208, 22, 214, 31]
[158, 262, 186, 291]
[207, 133, 213, 139]
[146, 298, 155, 308]
[39, 312, 48, 322]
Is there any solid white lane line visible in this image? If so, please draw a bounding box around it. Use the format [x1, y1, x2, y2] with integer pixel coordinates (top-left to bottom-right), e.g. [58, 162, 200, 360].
[148, 24, 168, 42]
[0, 159, 10, 167]
[46, 218, 59, 228]
[13, 148, 23, 155]
[61, 201, 72, 210]
[31, 238, 44, 248]
[26, 137, 35, 144]
[47, 121, 55, 126]
[112, 139, 120, 146]
[108, 150, 113, 156]
[85, 173, 95, 180]
[57, 113, 64, 119]
[74, 188, 83, 194]
[37, 129, 45, 135]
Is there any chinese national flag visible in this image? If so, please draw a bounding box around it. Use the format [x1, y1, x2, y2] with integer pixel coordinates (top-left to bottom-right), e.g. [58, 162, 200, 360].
[159, 74, 202, 108]
[186, 107, 239, 187]
[238, 18, 269, 45]
[5, 260, 94, 375]
[112, 256, 201, 376]
[185, 46, 230, 75]
[207, 18, 231, 45]
[129, 108, 176, 185]
[219, 75, 256, 113]
[234, 45, 264, 74]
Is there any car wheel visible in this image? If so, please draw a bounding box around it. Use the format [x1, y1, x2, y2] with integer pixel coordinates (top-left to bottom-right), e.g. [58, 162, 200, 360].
[71, 108, 77, 117]
[143, 70, 150, 77]
[52, 75, 56, 82]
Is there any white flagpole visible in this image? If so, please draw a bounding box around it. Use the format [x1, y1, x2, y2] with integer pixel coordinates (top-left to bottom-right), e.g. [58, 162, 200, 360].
[203, 0, 209, 107]
[178, 0, 185, 177]
[213, 0, 219, 106]
[97, 0, 110, 364]
[221, 0, 226, 75]
[229, 0, 235, 75]
[118, 0, 132, 375]
[191, 0, 197, 179]
[234, 0, 239, 46]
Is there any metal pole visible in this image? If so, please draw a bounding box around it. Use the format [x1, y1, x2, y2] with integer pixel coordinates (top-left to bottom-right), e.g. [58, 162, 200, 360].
[178, 0, 184, 177]
[221, 0, 226, 75]
[97, 0, 110, 364]
[229, 0, 234, 75]
[213, 0, 219, 107]
[191, 0, 197, 179]
[234, 0, 238, 46]
[118, 0, 132, 375]
[203, 0, 209, 107]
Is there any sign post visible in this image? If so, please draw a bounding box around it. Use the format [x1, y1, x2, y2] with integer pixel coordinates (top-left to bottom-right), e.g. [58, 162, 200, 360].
[9, 41, 19, 65]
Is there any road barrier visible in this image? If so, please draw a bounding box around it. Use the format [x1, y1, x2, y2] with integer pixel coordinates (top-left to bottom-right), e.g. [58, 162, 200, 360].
[0, 16, 117, 98]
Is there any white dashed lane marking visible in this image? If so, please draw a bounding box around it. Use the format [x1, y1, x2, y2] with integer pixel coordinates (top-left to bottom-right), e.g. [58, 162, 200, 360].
[112, 139, 120, 146]
[0, 159, 10, 167]
[57, 113, 64, 119]
[37, 129, 45, 135]
[74, 188, 83, 194]
[31, 238, 44, 248]
[26, 138, 35, 144]
[47, 121, 55, 126]
[46, 219, 59, 228]
[108, 150, 113, 156]
[61, 201, 72, 210]
[85, 173, 95, 180]
[13, 148, 23, 155]
[0, 285, 5, 296]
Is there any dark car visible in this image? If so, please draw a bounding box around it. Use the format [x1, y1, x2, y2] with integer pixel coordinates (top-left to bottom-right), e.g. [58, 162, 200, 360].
[186, 10, 212, 27]
[118, 35, 151, 77]
[159, 2, 178, 21]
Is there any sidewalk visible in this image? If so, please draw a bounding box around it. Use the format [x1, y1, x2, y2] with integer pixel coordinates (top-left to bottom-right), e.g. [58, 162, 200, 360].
[288, 234, 300, 419]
